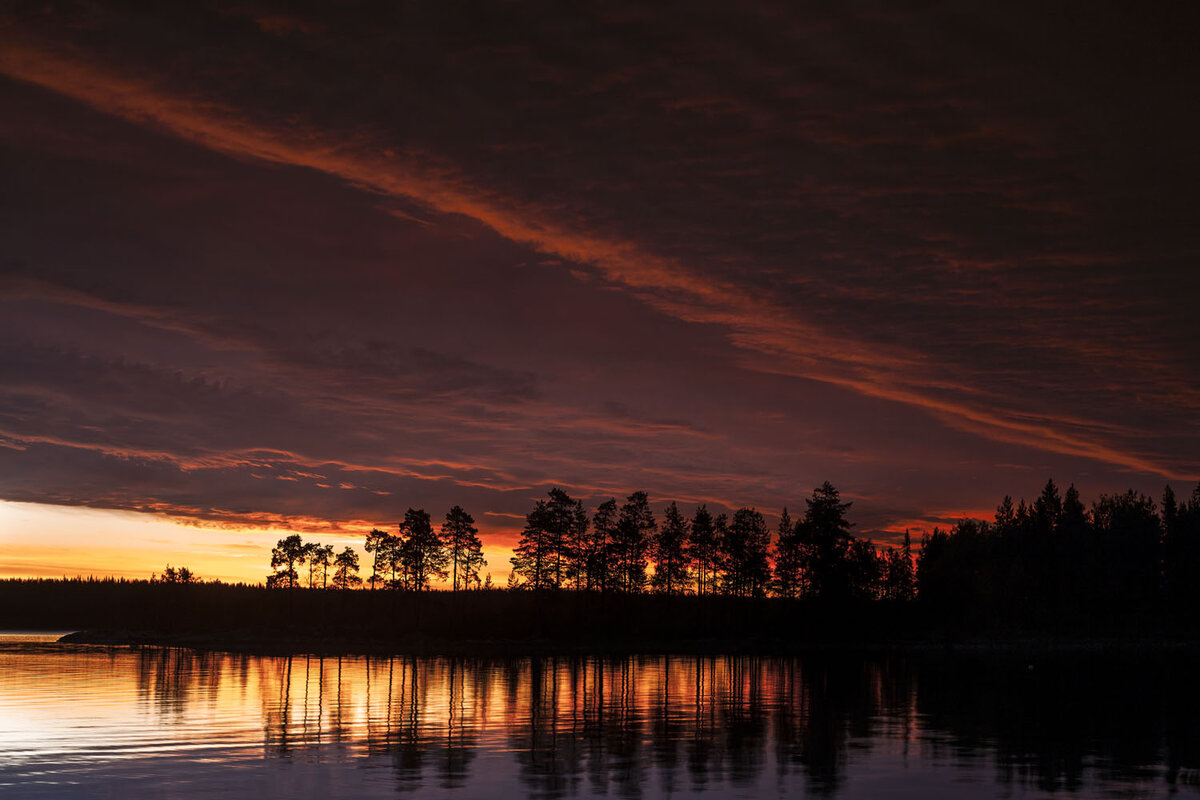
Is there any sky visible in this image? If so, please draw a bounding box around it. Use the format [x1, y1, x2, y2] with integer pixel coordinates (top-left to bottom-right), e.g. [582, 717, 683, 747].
[1, 2, 1198, 584]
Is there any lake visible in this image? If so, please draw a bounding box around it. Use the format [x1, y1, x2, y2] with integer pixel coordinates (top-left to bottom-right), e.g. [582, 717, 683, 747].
[2, 633, 1199, 798]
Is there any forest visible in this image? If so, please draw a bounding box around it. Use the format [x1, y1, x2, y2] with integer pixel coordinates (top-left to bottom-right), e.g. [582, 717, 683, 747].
[5, 479, 1200, 644]
[256, 479, 1200, 632]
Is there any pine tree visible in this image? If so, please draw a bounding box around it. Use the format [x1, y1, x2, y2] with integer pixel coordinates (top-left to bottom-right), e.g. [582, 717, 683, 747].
[364, 528, 393, 590]
[546, 488, 588, 589]
[312, 544, 334, 588]
[650, 501, 691, 594]
[883, 530, 915, 601]
[268, 534, 306, 588]
[397, 508, 448, 591]
[1034, 478, 1063, 534]
[710, 512, 730, 592]
[847, 539, 882, 599]
[994, 495, 1016, 532]
[589, 499, 618, 591]
[719, 508, 771, 597]
[803, 482, 854, 599]
[511, 500, 556, 589]
[332, 546, 362, 589]
[774, 507, 806, 598]
[688, 505, 718, 595]
[611, 491, 656, 592]
[442, 505, 486, 591]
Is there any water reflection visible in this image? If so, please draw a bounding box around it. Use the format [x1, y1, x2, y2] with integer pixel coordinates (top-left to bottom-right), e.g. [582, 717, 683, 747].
[2, 638, 1199, 798]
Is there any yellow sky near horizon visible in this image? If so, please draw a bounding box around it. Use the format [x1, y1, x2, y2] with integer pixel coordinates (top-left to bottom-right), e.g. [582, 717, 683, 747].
[0, 500, 512, 586]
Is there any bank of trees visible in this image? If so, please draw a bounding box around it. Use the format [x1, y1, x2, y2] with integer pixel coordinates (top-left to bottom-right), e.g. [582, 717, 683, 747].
[263, 478, 1200, 625]
[267, 534, 362, 590]
[267, 505, 488, 591]
[507, 481, 906, 600]
[917, 479, 1200, 628]
[361, 505, 488, 591]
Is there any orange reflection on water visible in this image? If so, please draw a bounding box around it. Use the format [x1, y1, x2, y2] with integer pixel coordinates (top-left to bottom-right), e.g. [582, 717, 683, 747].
[4, 638, 1194, 798]
[0, 640, 920, 797]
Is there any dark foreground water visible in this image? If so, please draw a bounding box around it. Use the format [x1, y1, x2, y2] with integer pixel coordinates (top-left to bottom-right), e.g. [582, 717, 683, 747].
[3, 633, 1200, 798]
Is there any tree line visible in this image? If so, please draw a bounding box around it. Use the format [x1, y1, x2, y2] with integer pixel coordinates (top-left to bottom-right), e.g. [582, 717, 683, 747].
[506, 482, 914, 601]
[267, 537, 362, 590]
[263, 479, 1200, 626]
[918, 479, 1200, 628]
[267, 505, 487, 591]
[265, 482, 914, 599]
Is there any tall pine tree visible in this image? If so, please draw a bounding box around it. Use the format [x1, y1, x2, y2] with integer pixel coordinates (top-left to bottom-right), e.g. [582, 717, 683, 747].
[651, 501, 691, 594]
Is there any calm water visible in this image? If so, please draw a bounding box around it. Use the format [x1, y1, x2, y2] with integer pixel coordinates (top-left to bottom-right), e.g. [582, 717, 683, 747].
[2, 633, 1199, 798]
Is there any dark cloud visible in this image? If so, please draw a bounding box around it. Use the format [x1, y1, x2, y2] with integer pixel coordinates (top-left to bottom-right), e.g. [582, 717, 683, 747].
[0, 1, 1197, 555]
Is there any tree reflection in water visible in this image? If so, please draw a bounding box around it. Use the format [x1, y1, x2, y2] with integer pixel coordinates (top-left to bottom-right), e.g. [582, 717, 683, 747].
[125, 648, 1200, 797]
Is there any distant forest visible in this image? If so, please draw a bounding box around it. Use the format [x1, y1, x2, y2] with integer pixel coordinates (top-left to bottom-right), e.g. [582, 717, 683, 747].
[255, 479, 1200, 630]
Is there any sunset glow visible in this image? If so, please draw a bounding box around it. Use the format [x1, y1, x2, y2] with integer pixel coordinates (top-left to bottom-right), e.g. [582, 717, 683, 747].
[1, 3, 1197, 582]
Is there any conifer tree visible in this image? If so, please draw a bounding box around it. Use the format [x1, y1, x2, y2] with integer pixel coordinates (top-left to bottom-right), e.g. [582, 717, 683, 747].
[546, 488, 588, 589]
[720, 507, 771, 597]
[774, 507, 806, 598]
[803, 482, 854, 599]
[611, 491, 656, 592]
[710, 512, 730, 593]
[268, 534, 306, 588]
[511, 500, 556, 589]
[312, 543, 334, 588]
[442, 505, 486, 591]
[650, 501, 691, 594]
[883, 530, 915, 601]
[589, 498, 619, 591]
[364, 528, 392, 589]
[332, 546, 362, 589]
[397, 508, 448, 591]
[688, 505, 719, 595]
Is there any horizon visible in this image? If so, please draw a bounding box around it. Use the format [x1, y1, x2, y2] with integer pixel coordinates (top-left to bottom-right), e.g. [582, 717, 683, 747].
[3, 475, 1194, 587]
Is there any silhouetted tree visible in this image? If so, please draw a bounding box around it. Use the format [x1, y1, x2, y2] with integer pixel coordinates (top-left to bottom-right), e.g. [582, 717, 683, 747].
[1061, 484, 1088, 533]
[589, 498, 619, 592]
[803, 482, 854, 600]
[882, 530, 915, 601]
[916, 526, 949, 604]
[306, 543, 334, 588]
[268, 534, 306, 588]
[719, 507, 771, 597]
[689, 505, 720, 595]
[398, 508, 448, 591]
[545, 488, 589, 589]
[710, 512, 730, 592]
[331, 546, 362, 589]
[1034, 478, 1063, 533]
[995, 495, 1016, 531]
[443, 506, 486, 591]
[301, 541, 319, 588]
[847, 539, 882, 600]
[611, 491, 656, 592]
[1053, 483, 1090, 618]
[156, 565, 197, 584]
[364, 528, 393, 590]
[511, 500, 556, 590]
[774, 508, 805, 599]
[651, 501, 691, 594]
[1092, 490, 1160, 613]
